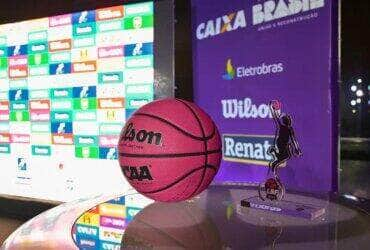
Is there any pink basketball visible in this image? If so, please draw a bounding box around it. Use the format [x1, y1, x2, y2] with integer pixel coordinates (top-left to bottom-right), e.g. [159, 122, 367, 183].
[118, 98, 222, 202]
[271, 100, 282, 110]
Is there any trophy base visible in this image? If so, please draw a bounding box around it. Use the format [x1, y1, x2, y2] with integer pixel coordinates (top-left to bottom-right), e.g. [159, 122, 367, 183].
[240, 196, 326, 220]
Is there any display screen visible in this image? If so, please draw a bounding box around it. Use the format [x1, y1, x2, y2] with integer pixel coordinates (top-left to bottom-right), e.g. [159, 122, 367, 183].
[0, 1, 156, 202]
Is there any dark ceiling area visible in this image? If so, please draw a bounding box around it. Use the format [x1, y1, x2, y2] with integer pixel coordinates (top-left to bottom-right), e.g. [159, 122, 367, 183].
[341, 0, 370, 82]
[341, 0, 370, 137]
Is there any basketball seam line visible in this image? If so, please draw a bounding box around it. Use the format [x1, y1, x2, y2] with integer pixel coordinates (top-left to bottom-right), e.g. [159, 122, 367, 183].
[176, 99, 208, 197]
[140, 164, 217, 194]
[171, 172, 195, 201]
[133, 112, 216, 141]
[119, 149, 221, 158]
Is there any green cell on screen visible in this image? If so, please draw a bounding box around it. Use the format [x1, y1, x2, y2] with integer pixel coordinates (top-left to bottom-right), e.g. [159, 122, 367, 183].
[32, 145, 51, 156]
[74, 135, 99, 147]
[124, 15, 153, 29]
[28, 53, 49, 66]
[73, 98, 97, 110]
[10, 111, 29, 122]
[75, 146, 99, 159]
[28, 31, 48, 43]
[0, 57, 8, 69]
[124, 2, 153, 17]
[97, 19, 124, 33]
[73, 22, 97, 37]
[51, 111, 73, 122]
[0, 144, 10, 154]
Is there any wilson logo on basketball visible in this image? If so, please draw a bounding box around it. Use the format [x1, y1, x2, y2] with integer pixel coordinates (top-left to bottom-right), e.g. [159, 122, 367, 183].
[120, 123, 162, 146]
[122, 165, 153, 181]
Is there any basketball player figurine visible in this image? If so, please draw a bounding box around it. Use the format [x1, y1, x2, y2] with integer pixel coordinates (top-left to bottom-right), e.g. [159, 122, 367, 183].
[258, 100, 302, 201]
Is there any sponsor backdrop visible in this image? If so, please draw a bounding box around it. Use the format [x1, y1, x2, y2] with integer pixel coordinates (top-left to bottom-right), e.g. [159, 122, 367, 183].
[0, 1, 155, 201]
[192, 0, 339, 192]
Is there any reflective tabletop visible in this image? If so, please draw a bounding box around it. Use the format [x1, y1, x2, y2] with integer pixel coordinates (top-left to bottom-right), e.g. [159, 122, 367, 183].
[2, 186, 369, 250]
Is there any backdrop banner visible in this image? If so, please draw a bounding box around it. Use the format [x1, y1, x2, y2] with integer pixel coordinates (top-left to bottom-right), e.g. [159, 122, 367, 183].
[192, 0, 339, 192]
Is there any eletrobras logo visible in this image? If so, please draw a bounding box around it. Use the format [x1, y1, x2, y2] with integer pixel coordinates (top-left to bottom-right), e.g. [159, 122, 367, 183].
[223, 134, 274, 166]
[222, 98, 273, 119]
[196, 9, 246, 40]
[253, 0, 325, 25]
[222, 59, 284, 80]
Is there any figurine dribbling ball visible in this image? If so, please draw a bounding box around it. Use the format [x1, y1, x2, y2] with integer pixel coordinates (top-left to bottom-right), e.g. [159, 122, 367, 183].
[118, 98, 222, 202]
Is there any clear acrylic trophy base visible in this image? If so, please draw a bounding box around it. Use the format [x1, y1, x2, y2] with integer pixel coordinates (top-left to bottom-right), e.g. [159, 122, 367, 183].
[240, 196, 326, 220]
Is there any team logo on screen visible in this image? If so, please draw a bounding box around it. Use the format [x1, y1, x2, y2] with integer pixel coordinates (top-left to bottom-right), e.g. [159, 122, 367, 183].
[49, 62, 72, 75]
[223, 134, 274, 166]
[124, 43, 153, 57]
[8, 45, 28, 56]
[252, 0, 325, 25]
[17, 157, 28, 170]
[72, 10, 96, 24]
[9, 89, 29, 101]
[99, 147, 117, 160]
[196, 9, 246, 40]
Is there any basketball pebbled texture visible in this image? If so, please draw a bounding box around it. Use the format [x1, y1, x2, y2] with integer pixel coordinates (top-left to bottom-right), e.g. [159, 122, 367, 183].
[118, 98, 222, 202]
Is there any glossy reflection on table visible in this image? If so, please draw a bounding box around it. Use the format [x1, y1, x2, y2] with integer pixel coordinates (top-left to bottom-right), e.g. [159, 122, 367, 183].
[2, 186, 369, 250]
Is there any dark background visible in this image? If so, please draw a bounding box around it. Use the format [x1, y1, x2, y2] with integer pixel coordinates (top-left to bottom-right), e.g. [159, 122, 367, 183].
[341, 0, 370, 138]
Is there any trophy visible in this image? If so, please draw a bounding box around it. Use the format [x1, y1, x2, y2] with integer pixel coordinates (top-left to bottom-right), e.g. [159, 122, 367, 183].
[258, 100, 302, 202]
[240, 100, 326, 220]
